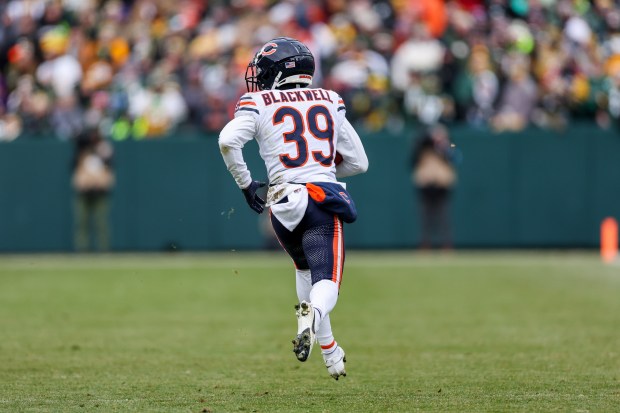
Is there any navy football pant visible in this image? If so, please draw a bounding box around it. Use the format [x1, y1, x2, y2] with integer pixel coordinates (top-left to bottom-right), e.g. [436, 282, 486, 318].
[270, 197, 345, 288]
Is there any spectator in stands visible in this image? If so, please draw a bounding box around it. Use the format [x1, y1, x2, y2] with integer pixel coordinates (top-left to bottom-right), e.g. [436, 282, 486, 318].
[127, 74, 188, 138]
[36, 26, 82, 99]
[453, 44, 499, 127]
[6, 74, 51, 135]
[491, 54, 538, 132]
[72, 127, 114, 252]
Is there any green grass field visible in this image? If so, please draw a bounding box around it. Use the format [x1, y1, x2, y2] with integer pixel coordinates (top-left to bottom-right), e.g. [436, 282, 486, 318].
[1, 251, 619, 412]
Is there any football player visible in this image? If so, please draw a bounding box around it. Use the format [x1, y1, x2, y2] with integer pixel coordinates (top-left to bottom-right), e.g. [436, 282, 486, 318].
[219, 37, 368, 380]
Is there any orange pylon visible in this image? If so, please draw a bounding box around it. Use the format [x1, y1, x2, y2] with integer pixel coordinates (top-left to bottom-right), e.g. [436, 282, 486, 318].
[601, 217, 618, 263]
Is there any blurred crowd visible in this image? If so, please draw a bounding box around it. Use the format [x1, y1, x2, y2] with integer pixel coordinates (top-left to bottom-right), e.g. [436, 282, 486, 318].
[1, 0, 620, 142]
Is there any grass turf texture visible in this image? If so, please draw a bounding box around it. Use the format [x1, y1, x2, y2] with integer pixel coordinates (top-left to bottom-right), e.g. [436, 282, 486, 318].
[0, 252, 619, 412]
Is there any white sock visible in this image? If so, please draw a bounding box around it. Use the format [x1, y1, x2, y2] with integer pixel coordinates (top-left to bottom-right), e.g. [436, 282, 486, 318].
[309, 279, 339, 332]
[295, 269, 312, 302]
[316, 315, 338, 356]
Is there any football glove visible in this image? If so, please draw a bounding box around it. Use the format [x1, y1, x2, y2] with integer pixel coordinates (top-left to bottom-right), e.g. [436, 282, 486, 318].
[242, 180, 267, 214]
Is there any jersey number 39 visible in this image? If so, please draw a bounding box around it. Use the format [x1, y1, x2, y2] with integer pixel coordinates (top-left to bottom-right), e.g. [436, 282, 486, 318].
[274, 105, 334, 168]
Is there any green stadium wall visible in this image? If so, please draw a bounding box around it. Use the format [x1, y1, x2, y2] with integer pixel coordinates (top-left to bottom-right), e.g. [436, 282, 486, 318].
[1, 124, 619, 252]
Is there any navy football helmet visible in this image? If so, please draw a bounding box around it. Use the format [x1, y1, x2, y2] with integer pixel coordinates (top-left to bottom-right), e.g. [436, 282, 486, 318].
[245, 37, 315, 92]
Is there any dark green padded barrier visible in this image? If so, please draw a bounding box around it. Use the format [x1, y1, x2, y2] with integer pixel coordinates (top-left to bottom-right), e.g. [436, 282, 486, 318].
[0, 124, 618, 252]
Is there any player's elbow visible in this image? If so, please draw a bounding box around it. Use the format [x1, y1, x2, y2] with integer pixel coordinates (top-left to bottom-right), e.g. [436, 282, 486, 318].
[219, 141, 231, 155]
[358, 155, 369, 173]
[218, 134, 233, 155]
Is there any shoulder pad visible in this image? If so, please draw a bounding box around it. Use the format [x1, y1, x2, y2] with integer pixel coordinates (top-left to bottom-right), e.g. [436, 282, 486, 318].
[235, 94, 260, 116]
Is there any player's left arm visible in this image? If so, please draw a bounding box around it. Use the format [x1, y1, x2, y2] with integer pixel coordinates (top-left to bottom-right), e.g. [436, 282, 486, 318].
[330, 93, 368, 178]
[334, 117, 369, 178]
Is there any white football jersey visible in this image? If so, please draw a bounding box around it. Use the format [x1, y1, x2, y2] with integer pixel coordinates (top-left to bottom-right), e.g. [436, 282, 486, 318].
[219, 87, 368, 210]
[235, 88, 346, 184]
[219, 88, 368, 216]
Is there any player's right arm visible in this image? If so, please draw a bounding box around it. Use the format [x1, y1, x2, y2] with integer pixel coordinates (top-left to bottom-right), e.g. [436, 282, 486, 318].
[218, 95, 260, 189]
[219, 95, 266, 213]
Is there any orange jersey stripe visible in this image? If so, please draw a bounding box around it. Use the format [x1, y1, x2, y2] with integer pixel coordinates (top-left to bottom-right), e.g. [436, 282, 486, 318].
[239, 101, 257, 106]
[332, 216, 343, 286]
[339, 220, 344, 288]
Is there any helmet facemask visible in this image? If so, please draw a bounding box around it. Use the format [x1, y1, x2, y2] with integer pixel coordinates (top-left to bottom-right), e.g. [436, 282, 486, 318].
[245, 56, 260, 92]
[245, 56, 279, 92]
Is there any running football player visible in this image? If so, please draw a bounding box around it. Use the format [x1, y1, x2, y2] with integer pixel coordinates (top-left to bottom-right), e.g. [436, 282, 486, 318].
[218, 37, 368, 380]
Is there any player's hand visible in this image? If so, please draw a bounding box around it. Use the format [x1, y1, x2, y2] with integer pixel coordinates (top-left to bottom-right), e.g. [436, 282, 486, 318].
[334, 151, 343, 165]
[242, 181, 267, 214]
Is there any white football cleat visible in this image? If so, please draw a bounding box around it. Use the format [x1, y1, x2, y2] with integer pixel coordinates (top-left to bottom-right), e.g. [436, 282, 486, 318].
[292, 301, 315, 362]
[324, 346, 347, 380]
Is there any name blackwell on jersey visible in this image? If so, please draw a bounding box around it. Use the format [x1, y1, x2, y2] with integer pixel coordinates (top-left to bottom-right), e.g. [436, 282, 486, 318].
[260, 89, 334, 106]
